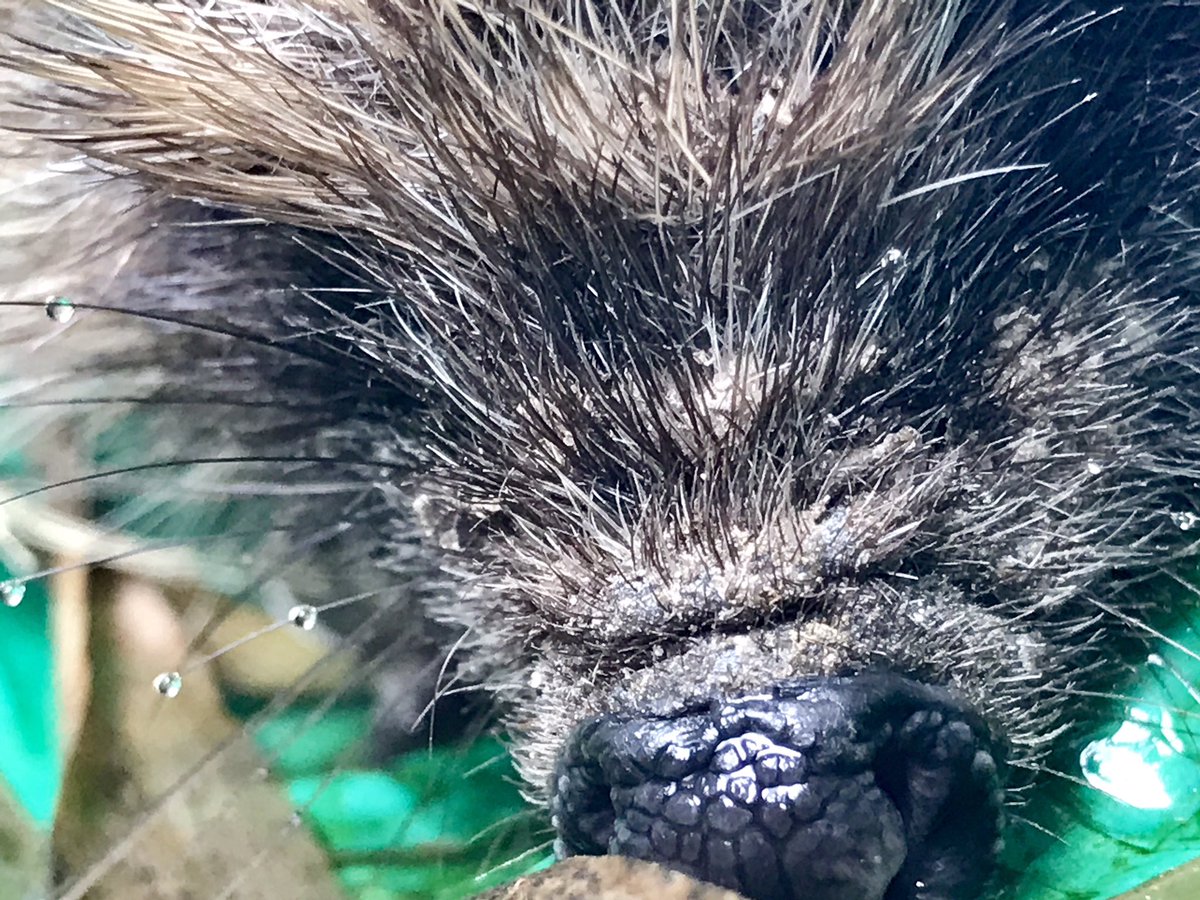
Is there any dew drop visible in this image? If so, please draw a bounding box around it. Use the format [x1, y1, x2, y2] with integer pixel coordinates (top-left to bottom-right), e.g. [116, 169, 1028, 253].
[1170, 511, 1199, 532]
[1085, 460, 1103, 476]
[0, 581, 25, 608]
[880, 247, 907, 269]
[1078, 705, 1199, 812]
[44, 296, 76, 323]
[152, 671, 183, 698]
[287, 604, 318, 631]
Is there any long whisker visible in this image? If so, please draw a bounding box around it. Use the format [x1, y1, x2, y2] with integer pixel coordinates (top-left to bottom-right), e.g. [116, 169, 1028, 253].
[0, 455, 408, 507]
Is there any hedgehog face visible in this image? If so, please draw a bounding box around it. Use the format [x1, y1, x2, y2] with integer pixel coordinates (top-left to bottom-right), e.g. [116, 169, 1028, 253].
[457, 465, 1056, 900]
[5, 1, 1198, 899]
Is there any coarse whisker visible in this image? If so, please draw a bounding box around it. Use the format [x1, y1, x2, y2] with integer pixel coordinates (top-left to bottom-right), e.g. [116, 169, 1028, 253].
[0, 395, 348, 411]
[469, 838, 557, 888]
[173, 516, 366, 654]
[0, 455, 407, 507]
[2, 298, 337, 367]
[172, 588, 393, 676]
[418, 624, 474, 745]
[1086, 595, 1200, 667]
[0, 526, 285, 590]
[1003, 812, 1067, 845]
[1015, 762, 1092, 791]
[1032, 680, 1200, 721]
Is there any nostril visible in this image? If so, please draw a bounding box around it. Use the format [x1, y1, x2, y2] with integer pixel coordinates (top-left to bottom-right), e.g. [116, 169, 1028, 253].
[551, 675, 1006, 900]
[875, 712, 1007, 900]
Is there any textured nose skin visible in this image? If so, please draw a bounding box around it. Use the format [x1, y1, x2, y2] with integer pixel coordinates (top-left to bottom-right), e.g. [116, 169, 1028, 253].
[551, 676, 1005, 900]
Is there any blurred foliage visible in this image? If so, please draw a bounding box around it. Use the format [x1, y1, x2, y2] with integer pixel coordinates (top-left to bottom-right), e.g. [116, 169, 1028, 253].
[256, 707, 554, 899]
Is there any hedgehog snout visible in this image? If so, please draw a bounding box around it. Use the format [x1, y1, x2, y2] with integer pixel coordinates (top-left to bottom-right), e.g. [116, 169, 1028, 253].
[550, 674, 1005, 900]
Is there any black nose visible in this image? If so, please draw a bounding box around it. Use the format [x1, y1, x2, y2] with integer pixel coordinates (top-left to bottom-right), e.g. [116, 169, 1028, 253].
[550, 675, 1006, 900]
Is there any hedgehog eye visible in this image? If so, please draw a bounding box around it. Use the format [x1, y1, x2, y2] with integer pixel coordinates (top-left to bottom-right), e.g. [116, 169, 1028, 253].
[412, 489, 512, 552]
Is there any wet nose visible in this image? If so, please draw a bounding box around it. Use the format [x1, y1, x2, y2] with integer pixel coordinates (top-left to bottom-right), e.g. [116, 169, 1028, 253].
[551, 675, 1005, 900]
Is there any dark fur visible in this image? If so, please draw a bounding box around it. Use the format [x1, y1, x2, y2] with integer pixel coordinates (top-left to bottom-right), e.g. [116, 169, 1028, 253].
[2, 0, 1200, 896]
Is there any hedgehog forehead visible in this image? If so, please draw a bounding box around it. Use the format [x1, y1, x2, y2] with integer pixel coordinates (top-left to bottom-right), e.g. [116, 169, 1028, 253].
[509, 347, 785, 458]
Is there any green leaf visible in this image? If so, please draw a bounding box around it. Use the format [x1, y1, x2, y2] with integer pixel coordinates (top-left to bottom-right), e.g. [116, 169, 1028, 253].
[0, 557, 61, 829]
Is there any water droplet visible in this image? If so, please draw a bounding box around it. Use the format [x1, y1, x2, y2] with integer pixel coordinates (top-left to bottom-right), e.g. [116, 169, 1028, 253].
[44, 296, 76, 323]
[153, 671, 183, 698]
[0, 581, 25, 608]
[880, 247, 907, 269]
[1079, 704, 1200, 813]
[287, 604, 318, 630]
[1085, 460, 1103, 476]
[1170, 511, 1199, 532]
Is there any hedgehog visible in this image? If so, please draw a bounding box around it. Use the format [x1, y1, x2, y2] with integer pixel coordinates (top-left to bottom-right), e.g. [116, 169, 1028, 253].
[1, 1, 1199, 899]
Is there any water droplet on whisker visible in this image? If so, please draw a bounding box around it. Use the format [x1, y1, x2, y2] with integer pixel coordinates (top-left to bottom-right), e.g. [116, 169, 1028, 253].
[44, 296, 76, 323]
[1, 581, 25, 608]
[1169, 510, 1199, 532]
[1085, 460, 1102, 476]
[153, 671, 183, 698]
[287, 604, 318, 630]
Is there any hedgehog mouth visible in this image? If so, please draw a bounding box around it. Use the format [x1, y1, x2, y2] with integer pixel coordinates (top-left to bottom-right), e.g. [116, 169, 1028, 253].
[550, 675, 1005, 900]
